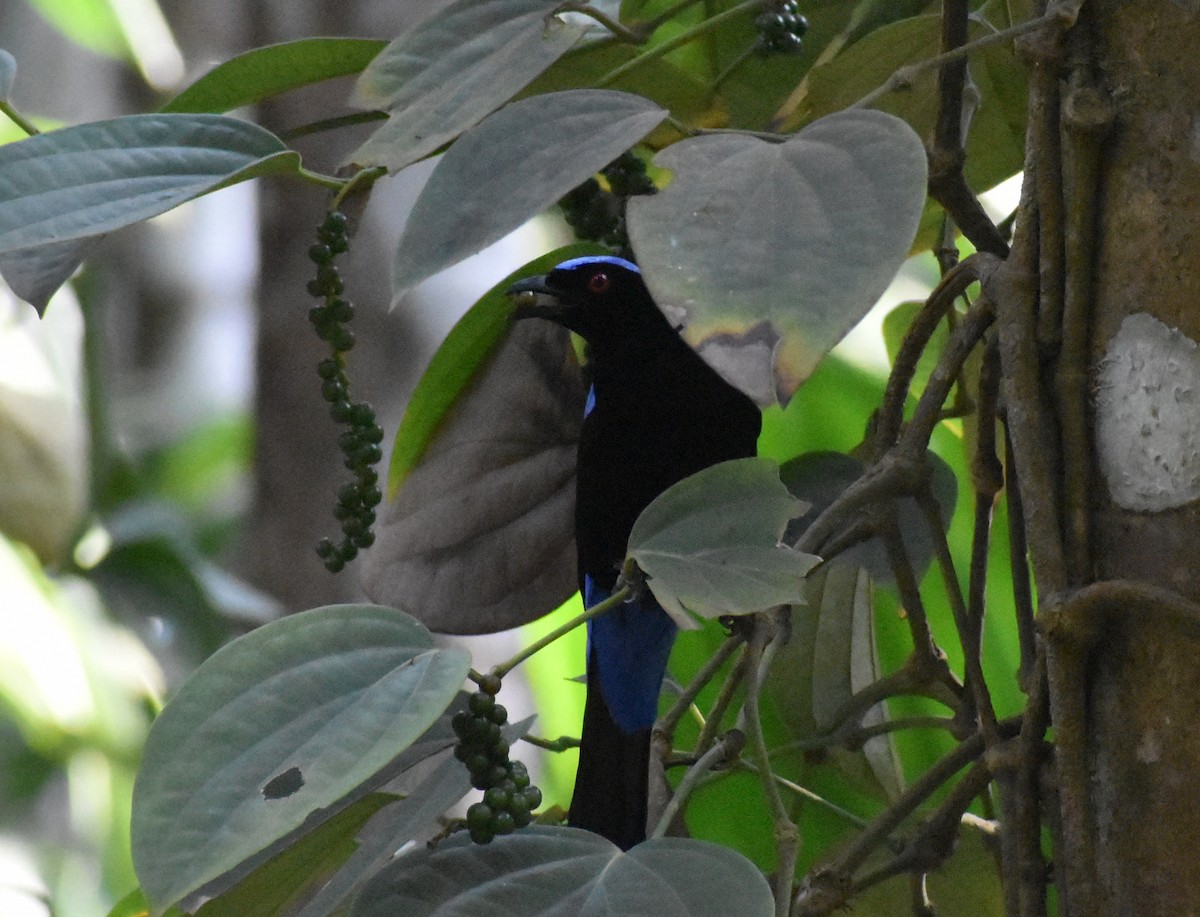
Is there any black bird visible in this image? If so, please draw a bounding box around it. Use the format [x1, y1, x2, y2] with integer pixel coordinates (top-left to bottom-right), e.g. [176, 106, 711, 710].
[510, 255, 761, 849]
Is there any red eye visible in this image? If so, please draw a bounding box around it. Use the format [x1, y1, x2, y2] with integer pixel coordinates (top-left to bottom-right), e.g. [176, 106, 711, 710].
[587, 272, 610, 294]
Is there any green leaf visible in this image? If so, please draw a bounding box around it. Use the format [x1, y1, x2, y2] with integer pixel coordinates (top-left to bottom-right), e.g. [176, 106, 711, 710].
[0, 237, 101, 314]
[161, 38, 387, 114]
[626, 109, 927, 405]
[628, 458, 819, 626]
[347, 0, 587, 172]
[802, 15, 1026, 201]
[391, 90, 666, 293]
[0, 114, 300, 311]
[194, 793, 398, 917]
[350, 827, 774, 917]
[363, 247, 609, 634]
[130, 604, 470, 912]
[809, 564, 903, 800]
[385, 242, 603, 496]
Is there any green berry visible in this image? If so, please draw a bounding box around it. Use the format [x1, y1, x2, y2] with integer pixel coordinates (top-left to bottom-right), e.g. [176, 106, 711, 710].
[508, 761, 530, 789]
[468, 826, 494, 844]
[484, 786, 511, 810]
[487, 764, 509, 787]
[488, 704, 508, 726]
[315, 538, 335, 559]
[353, 530, 376, 549]
[321, 379, 346, 403]
[466, 801, 493, 831]
[492, 811, 515, 835]
[469, 692, 496, 717]
[308, 243, 333, 264]
[317, 358, 340, 379]
[522, 785, 543, 809]
[490, 738, 510, 760]
[324, 555, 345, 573]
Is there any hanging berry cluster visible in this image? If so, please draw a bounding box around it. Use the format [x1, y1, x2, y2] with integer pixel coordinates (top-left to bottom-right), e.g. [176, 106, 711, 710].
[453, 674, 544, 844]
[306, 210, 384, 573]
[754, 0, 809, 54]
[557, 150, 656, 255]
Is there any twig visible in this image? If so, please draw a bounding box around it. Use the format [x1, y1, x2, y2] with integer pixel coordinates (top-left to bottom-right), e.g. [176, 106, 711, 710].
[1004, 425, 1038, 688]
[594, 0, 762, 87]
[741, 615, 796, 917]
[849, 3, 1084, 113]
[876, 256, 988, 450]
[490, 586, 630, 679]
[651, 730, 745, 839]
[0, 99, 40, 136]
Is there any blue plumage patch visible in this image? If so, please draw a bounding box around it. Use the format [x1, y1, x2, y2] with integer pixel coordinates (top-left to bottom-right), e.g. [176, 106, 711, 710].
[554, 255, 639, 274]
[585, 575, 676, 734]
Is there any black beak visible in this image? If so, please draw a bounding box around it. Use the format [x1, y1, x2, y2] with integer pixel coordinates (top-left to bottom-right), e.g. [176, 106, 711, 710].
[507, 274, 565, 321]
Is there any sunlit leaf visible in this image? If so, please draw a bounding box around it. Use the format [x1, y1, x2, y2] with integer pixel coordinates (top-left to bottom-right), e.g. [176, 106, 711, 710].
[162, 38, 387, 114]
[627, 458, 817, 626]
[627, 109, 926, 405]
[391, 90, 667, 293]
[26, 0, 126, 58]
[350, 827, 774, 917]
[347, 0, 587, 171]
[131, 604, 470, 911]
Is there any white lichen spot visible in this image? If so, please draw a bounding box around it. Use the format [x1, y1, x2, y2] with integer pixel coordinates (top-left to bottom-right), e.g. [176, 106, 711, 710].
[1095, 313, 1200, 511]
[1136, 728, 1161, 765]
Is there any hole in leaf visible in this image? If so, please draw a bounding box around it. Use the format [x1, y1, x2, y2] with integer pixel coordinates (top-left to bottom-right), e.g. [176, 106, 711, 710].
[262, 766, 304, 800]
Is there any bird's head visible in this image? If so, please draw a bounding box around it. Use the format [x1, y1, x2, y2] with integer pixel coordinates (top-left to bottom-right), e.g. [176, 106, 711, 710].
[508, 255, 670, 348]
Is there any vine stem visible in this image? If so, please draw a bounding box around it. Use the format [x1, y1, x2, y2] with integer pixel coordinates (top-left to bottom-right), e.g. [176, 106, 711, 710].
[650, 729, 745, 839]
[490, 586, 631, 679]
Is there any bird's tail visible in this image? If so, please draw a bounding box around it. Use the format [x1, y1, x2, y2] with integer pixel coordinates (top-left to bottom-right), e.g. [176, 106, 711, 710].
[568, 582, 677, 849]
[568, 654, 654, 850]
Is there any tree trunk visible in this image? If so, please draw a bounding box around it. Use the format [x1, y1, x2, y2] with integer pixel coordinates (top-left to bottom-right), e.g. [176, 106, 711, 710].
[1061, 3, 1200, 914]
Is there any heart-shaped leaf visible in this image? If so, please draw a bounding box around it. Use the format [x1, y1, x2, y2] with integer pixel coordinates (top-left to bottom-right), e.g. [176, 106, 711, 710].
[131, 604, 470, 912]
[350, 827, 774, 916]
[360, 261, 588, 633]
[627, 458, 818, 626]
[346, 0, 587, 172]
[391, 89, 667, 293]
[626, 109, 926, 405]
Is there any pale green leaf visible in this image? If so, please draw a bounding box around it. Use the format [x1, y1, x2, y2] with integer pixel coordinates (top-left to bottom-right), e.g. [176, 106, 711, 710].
[391, 90, 667, 292]
[627, 458, 818, 625]
[131, 604, 470, 911]
[0, 114, 297, 252]
[347, 0, 586, 171]
[627, 109, 927, 405]
[0, 114, 299, 310]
